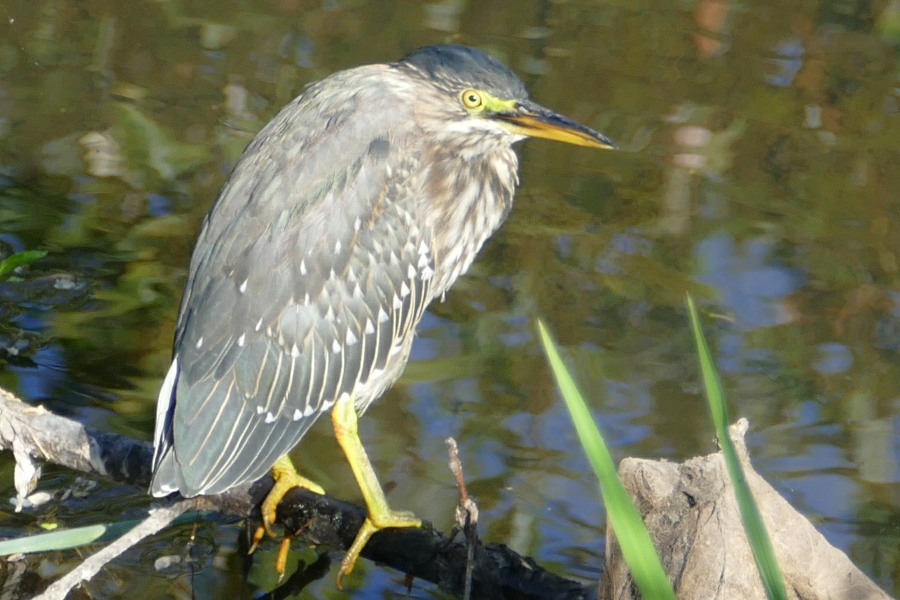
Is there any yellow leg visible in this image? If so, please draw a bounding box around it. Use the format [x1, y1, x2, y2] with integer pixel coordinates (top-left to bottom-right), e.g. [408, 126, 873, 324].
[332, 395, 421, 587]
[250, 455, 325, 579]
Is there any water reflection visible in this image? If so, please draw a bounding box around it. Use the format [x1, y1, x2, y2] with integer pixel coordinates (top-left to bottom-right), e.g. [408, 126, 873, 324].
[0, 1, 897, 597]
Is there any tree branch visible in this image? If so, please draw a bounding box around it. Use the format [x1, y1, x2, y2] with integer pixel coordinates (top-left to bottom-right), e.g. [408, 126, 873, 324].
[34, 499, 200, 600]
[0, 387, 592, 599]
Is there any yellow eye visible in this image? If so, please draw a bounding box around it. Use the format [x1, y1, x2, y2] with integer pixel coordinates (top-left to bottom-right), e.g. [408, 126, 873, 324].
[461, 89, 483, 109]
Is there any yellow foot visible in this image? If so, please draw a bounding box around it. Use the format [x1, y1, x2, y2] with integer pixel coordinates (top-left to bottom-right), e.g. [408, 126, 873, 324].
[248, 455, 325, 580]
[337, 513, 421, 588]
[332, 395, 422, 588]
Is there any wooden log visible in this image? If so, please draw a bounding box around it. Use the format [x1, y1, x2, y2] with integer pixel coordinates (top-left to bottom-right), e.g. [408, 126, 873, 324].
[0, 387, 590, 599]
[601, 419, 891, 600]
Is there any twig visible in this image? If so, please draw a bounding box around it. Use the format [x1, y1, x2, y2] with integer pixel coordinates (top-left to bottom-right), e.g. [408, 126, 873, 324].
[34, 498, 202, 600]
[446, 437, 479, 528]
[0, 387, 592, 599]
[447, 437, 479, 600]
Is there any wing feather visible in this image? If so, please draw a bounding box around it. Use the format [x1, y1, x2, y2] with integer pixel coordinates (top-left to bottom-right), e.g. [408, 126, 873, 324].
[150, 66, 440, 496]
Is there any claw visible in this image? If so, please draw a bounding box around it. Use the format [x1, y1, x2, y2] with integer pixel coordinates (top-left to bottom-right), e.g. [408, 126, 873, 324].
[275, 534, 292, 581]
[248, 524, 266, 554]
[247, 455, 325, 575]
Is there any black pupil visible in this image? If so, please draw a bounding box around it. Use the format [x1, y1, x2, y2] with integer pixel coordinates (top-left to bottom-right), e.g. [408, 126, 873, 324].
[467, 93, 478, 104]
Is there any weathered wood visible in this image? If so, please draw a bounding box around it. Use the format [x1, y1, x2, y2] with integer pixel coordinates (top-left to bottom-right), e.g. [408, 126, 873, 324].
[602, 419, 891, 600]
[2, 388, 891, 600]
[0, 387, 591, 599]
[34, 499, 199, 600]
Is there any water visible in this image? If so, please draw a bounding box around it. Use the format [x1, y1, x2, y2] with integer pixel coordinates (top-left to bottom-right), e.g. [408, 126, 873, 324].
[0, 1, 897, 597]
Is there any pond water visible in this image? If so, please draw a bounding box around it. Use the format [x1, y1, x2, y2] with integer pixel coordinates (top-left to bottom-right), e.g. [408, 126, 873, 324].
[1, 1, 898, 598]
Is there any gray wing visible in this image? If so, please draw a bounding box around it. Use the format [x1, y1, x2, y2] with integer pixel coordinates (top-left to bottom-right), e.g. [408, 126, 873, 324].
[151, 66, 435, 496]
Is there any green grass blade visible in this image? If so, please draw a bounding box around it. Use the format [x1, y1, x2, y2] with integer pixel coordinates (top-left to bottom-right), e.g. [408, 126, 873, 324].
[686, 294, 787, 600]
[0, 250, 47, 280]
[537, 320, 676, 600]
[0, 511, 212, 555]
[0, 522, 126, 554]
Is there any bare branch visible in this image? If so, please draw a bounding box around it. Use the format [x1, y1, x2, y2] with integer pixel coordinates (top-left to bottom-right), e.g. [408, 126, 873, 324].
[34, 499, 200, 600]
[0, 388, 592, 599]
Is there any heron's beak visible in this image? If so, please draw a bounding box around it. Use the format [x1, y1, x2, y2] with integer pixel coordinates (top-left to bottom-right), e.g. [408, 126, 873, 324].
[496, 101, 617, 150]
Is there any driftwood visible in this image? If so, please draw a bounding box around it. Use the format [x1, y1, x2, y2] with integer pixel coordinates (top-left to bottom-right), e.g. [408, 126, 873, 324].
[0, 387, 590, 599]
[34, 499, 199, 600]
[602, 419, 892, 600]
[1, 388, 892, 599]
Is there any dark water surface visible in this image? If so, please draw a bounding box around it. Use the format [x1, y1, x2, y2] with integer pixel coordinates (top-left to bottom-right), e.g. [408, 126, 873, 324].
[1, 1, 898, 598]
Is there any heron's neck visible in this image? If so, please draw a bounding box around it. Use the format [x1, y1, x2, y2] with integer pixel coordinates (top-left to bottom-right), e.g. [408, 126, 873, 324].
[422, 145, 519, 297]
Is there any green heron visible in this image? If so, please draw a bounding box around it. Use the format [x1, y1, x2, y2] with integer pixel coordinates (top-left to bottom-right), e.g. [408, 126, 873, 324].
[150, 44, 615, 583]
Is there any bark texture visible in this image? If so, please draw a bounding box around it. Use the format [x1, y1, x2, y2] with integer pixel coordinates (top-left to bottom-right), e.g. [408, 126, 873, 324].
[601, 420, 891, 600]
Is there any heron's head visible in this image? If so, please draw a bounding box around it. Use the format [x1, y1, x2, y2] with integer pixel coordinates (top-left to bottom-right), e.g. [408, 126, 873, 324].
[397, 44, 617, 152]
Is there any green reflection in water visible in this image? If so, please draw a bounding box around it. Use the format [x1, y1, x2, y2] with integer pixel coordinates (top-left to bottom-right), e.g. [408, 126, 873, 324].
[0, 0, 897, 597]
